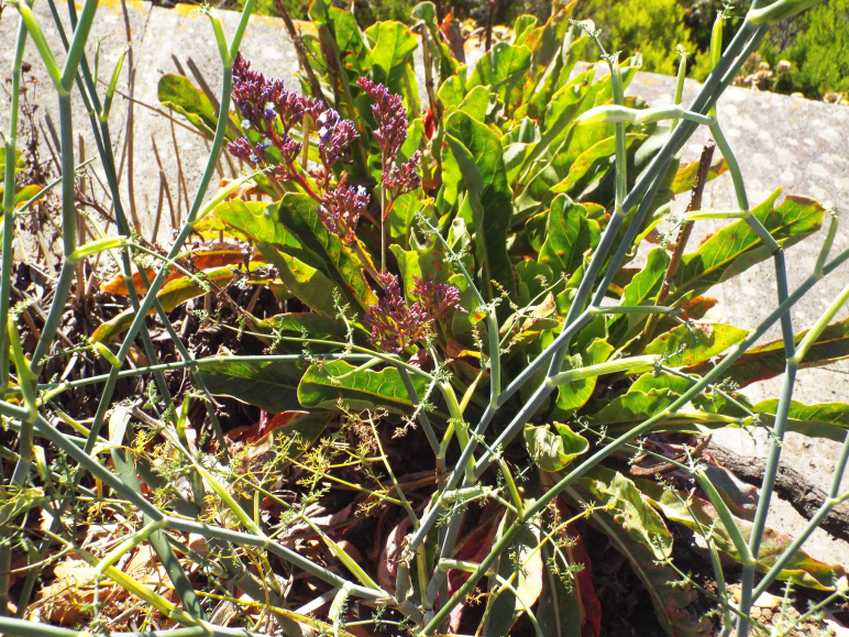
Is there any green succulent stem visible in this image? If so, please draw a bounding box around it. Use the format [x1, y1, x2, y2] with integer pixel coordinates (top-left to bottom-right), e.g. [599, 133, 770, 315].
[548, 354, 659, 385]
[84, 0, 255, 454]
[695, 468, 754, 566]
[0, 14, 27, 398]
[792, 281, 849, 364]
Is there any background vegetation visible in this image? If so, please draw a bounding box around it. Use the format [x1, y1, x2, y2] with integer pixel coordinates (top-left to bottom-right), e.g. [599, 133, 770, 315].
[210, 0, 849, 100]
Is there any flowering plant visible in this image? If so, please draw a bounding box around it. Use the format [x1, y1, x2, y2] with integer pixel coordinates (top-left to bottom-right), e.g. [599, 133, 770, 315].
[141, 6, 849, 631]
[5, 0, 847, 636]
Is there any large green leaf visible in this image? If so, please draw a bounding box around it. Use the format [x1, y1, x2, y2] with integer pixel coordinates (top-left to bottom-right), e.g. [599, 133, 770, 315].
[523, 22, 584, 120]
[277, 193, 377, 310]
[751, 400, 849, 442]
[436, 75, 466, 112]
[327, 5, 367, 59]
[670, 156, 728, 194]
[555, 337, 613, 413]
[503, 117, 540, 183]
[620, 248, 669, 308]
[637, 478, 846, 591]
[644, 322, 749, 367]
[310, 0, 367, 75]
[571, 469, 712, 636]
[158, 74, 221, 138]
[467, 42, 532, 104]
[589, 388, 680, 427]
[694, 317, 849, 387]
[587, 371, 740, 433]
[551, 132, 645, 197]
[456, 85, 491, 123]
[209, 199, 313, 259]
[538, 194, 600, 279]
[612, 247, 670, 341]
[365, 21, 418, 90]
[214, 195, 376, 312]
[197, 358, 307, 412]
[517, 68, 595, 185]
[524, 422, 589, 472]
[445, 112, 514, 296]
[297, 360, 428, 414]
[672, 192, 824, 298]
[550, 68, 639, 175]
[257, 243, 345, 319]
[589, 378, 849, 441]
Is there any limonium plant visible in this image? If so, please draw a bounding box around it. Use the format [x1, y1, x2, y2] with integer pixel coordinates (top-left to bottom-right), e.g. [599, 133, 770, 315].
[1, 0, 848, 636]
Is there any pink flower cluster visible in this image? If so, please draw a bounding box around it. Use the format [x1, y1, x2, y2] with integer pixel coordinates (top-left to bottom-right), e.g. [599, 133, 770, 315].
[366, 274, 460, 352]
[318, 181, 370, 245]
[357, 77, 420, 197]
[227, 54, 359, 181]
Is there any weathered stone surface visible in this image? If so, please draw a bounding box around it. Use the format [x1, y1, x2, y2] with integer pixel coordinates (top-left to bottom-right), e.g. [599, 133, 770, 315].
[635, 72, 849, 568]
[2, 1, 848, 565]
[1, 0, 300, 247]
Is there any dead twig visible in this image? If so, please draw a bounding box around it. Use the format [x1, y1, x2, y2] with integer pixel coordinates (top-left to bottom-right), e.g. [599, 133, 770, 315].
[706, 443, 849, 545]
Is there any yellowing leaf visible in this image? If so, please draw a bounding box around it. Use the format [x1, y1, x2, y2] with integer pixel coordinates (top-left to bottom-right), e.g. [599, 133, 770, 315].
[644, 322, 748, 367]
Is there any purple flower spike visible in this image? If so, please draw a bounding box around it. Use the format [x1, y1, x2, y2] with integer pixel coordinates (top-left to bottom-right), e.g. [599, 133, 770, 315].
[303, 96, 326, 120]
[227, 136, 265, 166]
[232, 54, 275, 128]
[318, 183, 370, 244]
[414, 278, 461, 321]
[384, 150, 421, 195]
[366, 273, 431, 353]
[357, 77, 408, 160]
[278, 133, 302, 163]
[232, 53, 312, 132]
[317, 108, 359, 168]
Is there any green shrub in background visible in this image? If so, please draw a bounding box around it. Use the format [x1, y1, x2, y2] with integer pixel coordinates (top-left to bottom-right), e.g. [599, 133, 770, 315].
[760, 0, 849, 97]
[212, 0, 848, 98]
[585, 0, 849, 99]
[574, 0, 708, 75]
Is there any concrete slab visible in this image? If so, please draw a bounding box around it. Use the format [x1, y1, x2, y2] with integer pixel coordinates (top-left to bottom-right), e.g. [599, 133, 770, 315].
[2, 1, 848, 566]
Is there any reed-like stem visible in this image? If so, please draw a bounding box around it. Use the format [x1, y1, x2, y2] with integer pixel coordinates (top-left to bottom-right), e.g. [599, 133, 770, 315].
[0, 20, 29, 611]
[21, 0, 98, 373]
[739, 274, 849, 635]
[85, 2, 255, 454]
[45, 0, 176, 405]
[751, 427, 849, 600]
[0, 13, 28, 396]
